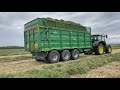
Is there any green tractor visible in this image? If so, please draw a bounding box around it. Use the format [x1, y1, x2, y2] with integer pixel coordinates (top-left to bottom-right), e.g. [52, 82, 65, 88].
[84, 34, 112, 55]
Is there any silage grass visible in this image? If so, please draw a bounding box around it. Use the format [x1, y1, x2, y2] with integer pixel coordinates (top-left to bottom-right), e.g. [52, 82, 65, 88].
[0, 48, 32, 62]
[0, 55, 32, 63]
[0, 49, 30, 56]
[0, 52, 120, 78]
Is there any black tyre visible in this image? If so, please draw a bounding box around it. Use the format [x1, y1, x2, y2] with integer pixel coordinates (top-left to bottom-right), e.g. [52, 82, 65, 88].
[84, 52, 93, 55]
[60, 50, 71, 61]
[84, 49, 93, 55]
[35, 59, 41, 61]
[106, 45, 112, 53]
[46, 50, 60, 63]
[71, 49, 79, 60]
[95, 43, 104, 55]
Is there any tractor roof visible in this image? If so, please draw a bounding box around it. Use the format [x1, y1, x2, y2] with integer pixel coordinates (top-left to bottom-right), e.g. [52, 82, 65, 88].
[92, 34, 102, 36]
[92, 34, 106, 37]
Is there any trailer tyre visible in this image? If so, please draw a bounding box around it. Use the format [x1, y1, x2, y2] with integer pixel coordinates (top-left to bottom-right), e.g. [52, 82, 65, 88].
[61, 50, 71, 61]
[35, 59, 41, 61]
[71, 49, 79, 60]
[84, 49, 93, 55]
[84, 52, 93, 55]
[46, 50, 60, 63]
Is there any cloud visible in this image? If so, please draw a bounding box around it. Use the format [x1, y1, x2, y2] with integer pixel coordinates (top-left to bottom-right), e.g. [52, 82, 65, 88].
[0, 12, 120, 46]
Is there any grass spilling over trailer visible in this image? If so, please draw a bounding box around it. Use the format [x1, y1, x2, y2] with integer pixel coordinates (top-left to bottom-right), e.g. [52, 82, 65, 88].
[0, 52, 120, 78]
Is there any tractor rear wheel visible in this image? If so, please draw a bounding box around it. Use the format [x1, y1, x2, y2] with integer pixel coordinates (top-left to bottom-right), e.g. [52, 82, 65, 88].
[95, 43, 105, 55]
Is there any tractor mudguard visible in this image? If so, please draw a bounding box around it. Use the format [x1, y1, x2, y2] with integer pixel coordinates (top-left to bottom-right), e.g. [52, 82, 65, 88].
[93, 41, 100, 47]
[93, 41, 106, 47]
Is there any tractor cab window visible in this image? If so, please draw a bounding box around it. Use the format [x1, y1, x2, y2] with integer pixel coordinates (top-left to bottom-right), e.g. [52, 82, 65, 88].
[97, 36, 102, 41]
[93, 36, 102, 41]
[101, 36, 106, 41]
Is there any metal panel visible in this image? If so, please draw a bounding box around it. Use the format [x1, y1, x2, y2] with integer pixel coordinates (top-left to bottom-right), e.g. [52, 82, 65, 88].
[24, 18, 92, 52]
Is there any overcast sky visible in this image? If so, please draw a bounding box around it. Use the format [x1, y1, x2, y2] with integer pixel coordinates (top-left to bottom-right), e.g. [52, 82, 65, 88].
[0, 12, 120, 46]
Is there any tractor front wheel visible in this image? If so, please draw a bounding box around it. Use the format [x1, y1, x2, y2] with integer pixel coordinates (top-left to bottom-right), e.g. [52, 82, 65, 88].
[106, 45, 112, 53]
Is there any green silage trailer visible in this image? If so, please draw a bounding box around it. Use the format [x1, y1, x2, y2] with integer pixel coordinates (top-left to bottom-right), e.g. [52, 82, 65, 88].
[24, 18, 92, 63]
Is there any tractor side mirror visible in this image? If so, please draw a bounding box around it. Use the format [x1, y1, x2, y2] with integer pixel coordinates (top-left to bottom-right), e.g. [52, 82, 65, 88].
[106, 35, 108, 38]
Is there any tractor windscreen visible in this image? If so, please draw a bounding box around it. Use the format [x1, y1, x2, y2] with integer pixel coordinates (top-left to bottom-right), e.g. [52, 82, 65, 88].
[92, 35, 102, 41]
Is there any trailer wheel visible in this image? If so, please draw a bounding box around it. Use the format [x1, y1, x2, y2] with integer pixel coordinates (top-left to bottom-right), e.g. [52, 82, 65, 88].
[95, 43, 104, 55]
[84, 52, 93, 55]
[35, 59, 41, 61]
[106, 45, 112, 53]
[60, 50, 71, 61]
[46, 50, 60, 63]
[71, 49, 79, 60]
[84, 49, 93, 55]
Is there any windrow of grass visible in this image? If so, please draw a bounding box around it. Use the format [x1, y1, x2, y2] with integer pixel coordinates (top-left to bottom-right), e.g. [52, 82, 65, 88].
[0, 49, 30, 56]
[0, 53, 120, 78]
[0, 55, 32, 63]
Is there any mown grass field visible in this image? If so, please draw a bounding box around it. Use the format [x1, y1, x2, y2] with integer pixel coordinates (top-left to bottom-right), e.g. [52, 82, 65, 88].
[0, 49, 30, 56]
[71, 61, 120, 78]
[0, 45, 119, 78]
[0, 52, 120, 78]
[0, 49, 32, 63]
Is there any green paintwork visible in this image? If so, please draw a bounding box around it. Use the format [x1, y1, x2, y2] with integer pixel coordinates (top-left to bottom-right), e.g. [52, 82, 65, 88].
[32, 52, 48, 60]
[24, 18, 92, 55]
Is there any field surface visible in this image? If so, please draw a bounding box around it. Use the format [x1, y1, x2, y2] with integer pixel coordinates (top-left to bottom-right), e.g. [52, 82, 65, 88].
[0, 46, 120, 78]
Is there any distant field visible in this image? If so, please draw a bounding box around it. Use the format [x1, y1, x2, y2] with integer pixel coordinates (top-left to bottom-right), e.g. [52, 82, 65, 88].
[0, 49, 31, 62]
[0, 55, 32, 63]
[0, 49, 30, 56]
[112, 44, 120, 49]
[0, 46, 24, 49]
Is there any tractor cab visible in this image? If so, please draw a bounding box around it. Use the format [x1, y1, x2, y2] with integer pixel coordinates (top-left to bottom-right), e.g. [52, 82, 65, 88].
[92, 34, 107, 43]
